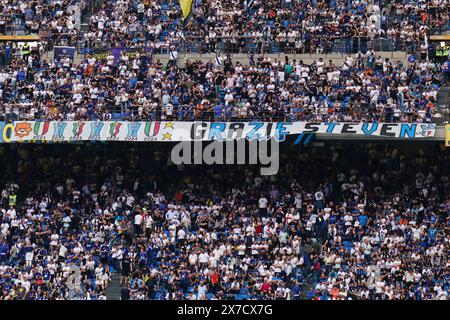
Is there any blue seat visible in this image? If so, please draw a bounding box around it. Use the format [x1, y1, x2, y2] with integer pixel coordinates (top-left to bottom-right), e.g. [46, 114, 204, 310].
[239, 288, 248, 294]
[111, 113, 125, 120]
[235, 293, 249, 300]
[271, 45, 280, 53]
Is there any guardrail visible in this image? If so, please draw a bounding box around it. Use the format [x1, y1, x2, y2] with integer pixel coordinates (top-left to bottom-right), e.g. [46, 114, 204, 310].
[71, 38, 428, 56]
[4, 23, 449, 56]
[1, 106, 444, 124]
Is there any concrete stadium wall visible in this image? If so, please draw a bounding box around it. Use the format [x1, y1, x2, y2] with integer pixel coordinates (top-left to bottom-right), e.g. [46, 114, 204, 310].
[42, 51, 409, 66]
[152, 51, 409, 67]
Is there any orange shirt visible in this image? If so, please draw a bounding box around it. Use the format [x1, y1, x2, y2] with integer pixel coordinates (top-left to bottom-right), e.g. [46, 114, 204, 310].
[421, 13, 428, 23]
[84, 65, 94, 76]
[330, 287, 340, 298]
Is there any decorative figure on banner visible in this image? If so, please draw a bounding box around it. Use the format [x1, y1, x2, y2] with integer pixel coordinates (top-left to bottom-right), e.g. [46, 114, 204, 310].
[164, 122, 175, 129]
[417, 124, 436, 137]
[144, 122, 161, 141]
[89, 122, 104, 140]
[52, 122, 68, 141]
[14, 122, 32, 138]
[33, 121, 50, 137]
[71, 122, 86, 141]
[125, 122, 141, 141]
[108, 122, 122, 140]
[162, 132, 172, 140]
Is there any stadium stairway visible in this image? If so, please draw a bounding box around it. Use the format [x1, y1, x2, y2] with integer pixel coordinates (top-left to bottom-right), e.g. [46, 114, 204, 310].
[437, 86, 450, 124]
[299, 242, 321, 300]
[79, 0, 100, 32]
[105, 273, 122, 300]
[301, 282, 314, 300]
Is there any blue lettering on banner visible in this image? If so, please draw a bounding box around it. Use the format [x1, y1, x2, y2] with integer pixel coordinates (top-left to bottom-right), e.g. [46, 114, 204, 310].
[293, 132, 315, 145]
[209, 123, 226, 141]
[304, 132, 314, 144]
[326, 123, 338, 133]
[274, 122, 290, 141]
[293, 133, 305, 145]
[361, 123, 379, 135]
[399, 124, 417, 138]
[246, 122, 263, 140]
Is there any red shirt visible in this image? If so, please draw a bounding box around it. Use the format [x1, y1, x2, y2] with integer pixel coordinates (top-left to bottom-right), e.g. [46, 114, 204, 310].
[261, 282, 271, 292]
[211, 272, 219, 285]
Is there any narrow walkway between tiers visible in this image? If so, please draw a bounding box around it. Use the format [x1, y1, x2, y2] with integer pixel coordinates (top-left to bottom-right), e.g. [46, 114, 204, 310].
[105, 273, 122, 300]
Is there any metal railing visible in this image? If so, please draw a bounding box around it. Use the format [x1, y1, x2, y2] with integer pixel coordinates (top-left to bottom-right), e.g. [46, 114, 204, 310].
[172, 37, 418, 55]
[384, 13, 450, 36]
[72, 37, 426, 56]
[1, 103, 442, 124]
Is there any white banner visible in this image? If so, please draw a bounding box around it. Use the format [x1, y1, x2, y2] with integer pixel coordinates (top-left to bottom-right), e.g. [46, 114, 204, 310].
[2, 121, 437, 143]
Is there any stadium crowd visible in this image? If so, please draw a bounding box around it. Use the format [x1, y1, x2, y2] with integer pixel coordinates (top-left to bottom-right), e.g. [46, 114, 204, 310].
[1, 0, 449, 53]
[0, 0, 448, 304]
[0, 46, 446, 122]
[0, 0, 448, 123]
[0, 142, 448, 300]
[77, 0, 449, 54]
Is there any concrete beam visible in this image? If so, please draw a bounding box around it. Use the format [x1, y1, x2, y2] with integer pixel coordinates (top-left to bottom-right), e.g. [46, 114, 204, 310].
[152, 51, 408, 67]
